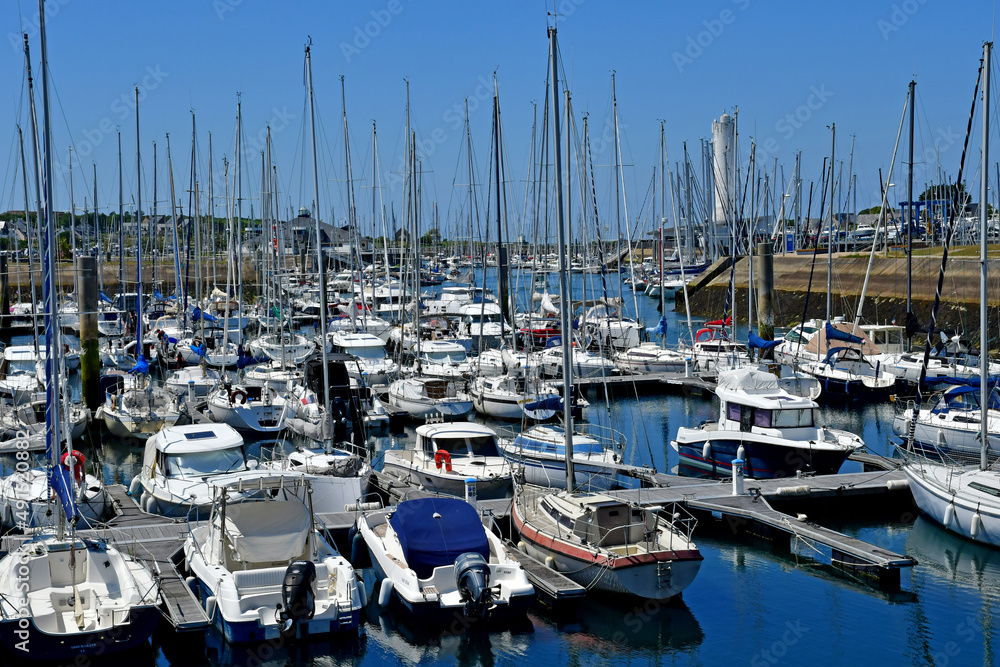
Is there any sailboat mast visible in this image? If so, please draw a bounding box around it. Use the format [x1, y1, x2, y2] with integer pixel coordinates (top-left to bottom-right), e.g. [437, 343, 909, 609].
[37, 0, 75, 534]
[826, 123, 835, 323]
[17, 128, 40, 355]
[981, 41, 991, 472]
[135, 87, 143, 350]
[152, 141, 157, 289]
[907, 79, 916, 350]
[118, 132, 124, 301]
[494, 78, 510, 332]
[305, 42, 331, 416]
[549, 27, 575, 487]
[94, 164, 101, 294]
[68, 148, 76, 256]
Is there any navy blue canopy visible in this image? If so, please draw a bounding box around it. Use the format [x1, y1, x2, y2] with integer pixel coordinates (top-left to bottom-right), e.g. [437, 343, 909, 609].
[389, 497, 489, 579]
[545, 335, 562, 349]
[99, 291, 114, 304]
[748, 332, 780, 350]
[825, 322, 865, 345]
[524, 395, 563, 411]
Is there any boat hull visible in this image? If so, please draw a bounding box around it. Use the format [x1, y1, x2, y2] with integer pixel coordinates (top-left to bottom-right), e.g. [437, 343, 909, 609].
[671, 431, 853, 479]
[0, 605, 160, 661]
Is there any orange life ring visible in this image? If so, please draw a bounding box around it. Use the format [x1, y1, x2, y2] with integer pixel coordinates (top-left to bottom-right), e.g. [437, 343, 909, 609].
[434, 449, 453, 472]
[230, 389, 248, 405]
[60, 450, 86, 484]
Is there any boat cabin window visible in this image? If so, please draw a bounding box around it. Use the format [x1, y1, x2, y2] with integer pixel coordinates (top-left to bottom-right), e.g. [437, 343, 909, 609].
[969, 482, 1000, 498]
[771, 408, 814, 428]
[728, 402, 812, 430]
[427, 434, 499, 457]
[165, 447, 246, 478]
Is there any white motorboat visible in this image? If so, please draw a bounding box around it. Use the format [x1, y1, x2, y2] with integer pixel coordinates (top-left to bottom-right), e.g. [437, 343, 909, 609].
[183, 477, 363, 642]
[328, 331, 399, 386]
[249, 331, 316, 365]
[613, 342, 689, 374]
[164, 365, 222, 399]
[382, 422, 511, 499]
[356, 497, 533, 622]
[671, 367, 864, 479]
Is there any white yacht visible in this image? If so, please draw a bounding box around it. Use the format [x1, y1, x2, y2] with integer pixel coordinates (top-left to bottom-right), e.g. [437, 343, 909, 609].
[671, 367, 864, 479]
[382, 422, 511, 499]
[387, 377, 473, 420]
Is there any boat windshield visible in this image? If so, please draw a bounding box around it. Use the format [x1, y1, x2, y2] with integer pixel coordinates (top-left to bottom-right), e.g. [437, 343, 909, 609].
[424, 350, 467, 364]
[770, 408, 814, 428]
[166, 447, 246, 478]
[431, 435, 500, 457]
[350, 345, 387, 360]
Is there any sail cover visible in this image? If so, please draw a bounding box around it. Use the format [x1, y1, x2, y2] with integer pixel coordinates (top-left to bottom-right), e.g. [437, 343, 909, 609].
[389, 497, 489, 579]
[748, 332, 780, 350]
[825, 321, 864, 345]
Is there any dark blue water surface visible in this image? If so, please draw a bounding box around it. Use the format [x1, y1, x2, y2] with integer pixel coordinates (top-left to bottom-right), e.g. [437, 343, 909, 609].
[8, 268, 1000, 666]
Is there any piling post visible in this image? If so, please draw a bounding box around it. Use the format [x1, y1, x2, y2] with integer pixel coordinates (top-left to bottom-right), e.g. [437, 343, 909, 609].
[756, 242, 775, 342]
[78, 255, 100, 410]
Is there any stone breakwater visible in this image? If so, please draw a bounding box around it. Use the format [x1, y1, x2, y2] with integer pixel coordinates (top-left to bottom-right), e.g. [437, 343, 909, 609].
[679, 253, 998, 336]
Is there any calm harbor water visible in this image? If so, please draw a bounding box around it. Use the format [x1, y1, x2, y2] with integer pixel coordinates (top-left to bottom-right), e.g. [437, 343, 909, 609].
[4, 270, 1000, 666]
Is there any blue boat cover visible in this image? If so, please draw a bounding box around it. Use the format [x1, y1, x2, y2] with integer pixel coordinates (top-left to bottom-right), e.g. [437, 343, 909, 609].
[748, 332, 780, 350]
[524, 396, 563, 411]
[99, 290, 114, 304]
[647, 316, 668, 336]
[825, 321, 864, 345]
[389, 498, 489, 579]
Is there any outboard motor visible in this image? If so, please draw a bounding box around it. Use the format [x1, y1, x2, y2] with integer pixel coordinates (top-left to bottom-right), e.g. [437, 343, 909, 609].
[277, 560, 316, 637]
[454, 552, 493, 620]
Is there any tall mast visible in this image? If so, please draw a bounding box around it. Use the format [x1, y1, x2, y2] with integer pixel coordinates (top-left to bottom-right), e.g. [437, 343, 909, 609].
[907, 79, 916, 351]
[68, 148, 76, 257]
[38, 0, 77, 530]
[18, 127, 39, 354]
[980, 42, 991, 472]
[493, 75, 509, 333]
[208, 132, 216, 288]
[166, 135, 182, 305]
[152, 141, 157, 288]
[826, 123, 835, 323]
[135, 86, 144, 351]
[306, 41, 331, 417]
[550, 27, 575, 488]
[94, 164, 101, 294]
[118, 131, 124, 300]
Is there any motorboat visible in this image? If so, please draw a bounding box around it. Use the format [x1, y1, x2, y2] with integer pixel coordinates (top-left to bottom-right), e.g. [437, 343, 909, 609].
[671, 367, 864, 478]
[382, 422, 511, 499]
[183, 477, 363, 642]
[356, 497, 533, 621]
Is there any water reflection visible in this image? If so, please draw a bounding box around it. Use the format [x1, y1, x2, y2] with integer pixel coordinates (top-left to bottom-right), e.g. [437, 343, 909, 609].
[558, 594, 704, 653]
[364, 574, 534, 667]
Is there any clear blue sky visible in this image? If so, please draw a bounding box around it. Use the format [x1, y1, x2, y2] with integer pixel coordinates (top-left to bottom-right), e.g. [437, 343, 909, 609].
[1, 0, 996, 239]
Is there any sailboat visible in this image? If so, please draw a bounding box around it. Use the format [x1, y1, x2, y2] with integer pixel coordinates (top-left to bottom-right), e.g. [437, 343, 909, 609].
[97, 89, 185, 439]
[0, 29, 159, 656]
[511, 27, 703, 600]
[901, 42, 1000, 547]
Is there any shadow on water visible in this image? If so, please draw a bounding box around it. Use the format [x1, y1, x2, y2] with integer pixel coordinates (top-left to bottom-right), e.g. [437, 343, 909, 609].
[550, 592, 704, 654]
[363, 575, 535, 667]
[155, 621, 367, 667]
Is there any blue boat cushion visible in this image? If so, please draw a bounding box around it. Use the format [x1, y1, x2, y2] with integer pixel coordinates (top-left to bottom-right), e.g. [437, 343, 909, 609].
[389, 498, 489, 579]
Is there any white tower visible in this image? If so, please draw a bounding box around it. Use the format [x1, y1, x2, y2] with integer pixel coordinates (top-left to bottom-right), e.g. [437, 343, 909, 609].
[712, 113, 735, 227]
